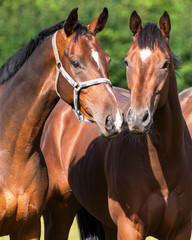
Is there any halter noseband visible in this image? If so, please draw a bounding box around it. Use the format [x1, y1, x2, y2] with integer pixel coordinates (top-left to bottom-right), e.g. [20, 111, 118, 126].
[52, 31, 112, 123]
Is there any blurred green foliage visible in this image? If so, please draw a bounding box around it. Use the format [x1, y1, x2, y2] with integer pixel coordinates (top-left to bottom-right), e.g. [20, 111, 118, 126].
[0, 0, 191, 91]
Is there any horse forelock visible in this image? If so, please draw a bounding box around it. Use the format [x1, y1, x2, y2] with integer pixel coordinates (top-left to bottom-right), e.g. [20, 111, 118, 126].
[135, 23, 181, 70]
[0, 20, 65, 84]
[137, 23, 168, 52]
[74, 22, 88, 42]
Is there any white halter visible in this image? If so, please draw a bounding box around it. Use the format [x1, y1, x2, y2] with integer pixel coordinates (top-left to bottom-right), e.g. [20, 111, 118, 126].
[52, 31, 112, 123]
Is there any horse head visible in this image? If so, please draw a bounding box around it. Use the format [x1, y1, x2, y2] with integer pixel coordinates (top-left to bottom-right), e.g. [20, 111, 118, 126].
[125, 11, 172, 135]
[53, 8, 123, 137]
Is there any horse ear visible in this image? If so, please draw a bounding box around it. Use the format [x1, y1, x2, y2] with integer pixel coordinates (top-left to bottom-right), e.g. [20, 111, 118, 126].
[130, 11, 142, 37]
[64, 8, 78, 37]
[88, 7, 108, 34]
[159, 11, 171, 39]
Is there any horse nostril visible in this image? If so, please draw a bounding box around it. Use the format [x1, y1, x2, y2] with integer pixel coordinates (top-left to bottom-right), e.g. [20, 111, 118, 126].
[142, 110, 149, 124]
[127, 108, 132, 117]
[105, 115, 114, 131]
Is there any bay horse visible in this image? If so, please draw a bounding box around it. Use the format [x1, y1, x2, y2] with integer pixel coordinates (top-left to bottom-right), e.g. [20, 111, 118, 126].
[0, 7, 123, 239]
[41, 87, 129, 240]
[105, 11, 192, 239]
[41, 11, 192, 240]
[179, 87, 192, 137]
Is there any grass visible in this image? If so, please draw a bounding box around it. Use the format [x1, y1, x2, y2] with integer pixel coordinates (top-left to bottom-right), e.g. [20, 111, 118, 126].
[0, 218, 191, 239]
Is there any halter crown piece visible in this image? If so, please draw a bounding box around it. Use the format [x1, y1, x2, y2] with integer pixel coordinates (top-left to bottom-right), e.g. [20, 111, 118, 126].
[52, 31, 112, 123]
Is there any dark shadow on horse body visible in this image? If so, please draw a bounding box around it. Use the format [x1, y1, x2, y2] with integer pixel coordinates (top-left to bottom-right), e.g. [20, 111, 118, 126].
[69, 127, 170, 238]
[72, 132, 167, 238]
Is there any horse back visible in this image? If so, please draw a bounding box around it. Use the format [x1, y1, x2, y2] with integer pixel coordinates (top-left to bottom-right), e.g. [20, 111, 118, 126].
[179, 87, 192, 137]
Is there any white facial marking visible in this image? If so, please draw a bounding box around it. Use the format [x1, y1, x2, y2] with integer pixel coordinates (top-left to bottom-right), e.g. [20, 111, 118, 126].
[106, 85, 122, 130]
[106, 85, 118, 102]
[106, 85, 115, 97]
[139, 48, 152, 62]
[91, 49, 100, 69]
[114, 110, 123, 130]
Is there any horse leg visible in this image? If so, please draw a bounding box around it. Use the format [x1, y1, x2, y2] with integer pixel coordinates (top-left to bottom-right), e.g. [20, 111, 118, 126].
[43, 193, 80, 240]
[10, 218, 41, 240]
[170, 221, 192, 240]
[103, 224, 117, 240]
[117, 218, 144, 240]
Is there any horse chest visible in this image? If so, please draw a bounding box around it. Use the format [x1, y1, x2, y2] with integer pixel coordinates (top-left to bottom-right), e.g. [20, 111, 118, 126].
[145, 189, 189, 236]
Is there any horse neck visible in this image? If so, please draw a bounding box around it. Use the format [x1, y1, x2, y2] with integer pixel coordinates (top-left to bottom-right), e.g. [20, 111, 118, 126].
[147, 67, 188, 186]
[0, 37, 59, 160]
[155, 67, 184, 139]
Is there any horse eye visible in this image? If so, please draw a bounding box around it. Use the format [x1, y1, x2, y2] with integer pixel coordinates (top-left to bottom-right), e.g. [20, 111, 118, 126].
[124, 60, 129, 67]
[161, 61, 170, 69]
[71, 60, 81, 69]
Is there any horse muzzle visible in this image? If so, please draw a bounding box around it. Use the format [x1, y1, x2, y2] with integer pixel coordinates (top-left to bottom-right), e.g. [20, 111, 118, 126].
[97, 110, 124, 138]
[126, 108, 153, 135]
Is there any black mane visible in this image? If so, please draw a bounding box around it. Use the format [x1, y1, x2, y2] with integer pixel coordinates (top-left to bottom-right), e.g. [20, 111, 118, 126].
[0, 20, 66, 83]
[137, 22, 168, 51]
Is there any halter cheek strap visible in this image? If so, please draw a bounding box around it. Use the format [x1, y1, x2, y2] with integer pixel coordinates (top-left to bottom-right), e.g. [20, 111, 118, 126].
[52, 31, 112, 123]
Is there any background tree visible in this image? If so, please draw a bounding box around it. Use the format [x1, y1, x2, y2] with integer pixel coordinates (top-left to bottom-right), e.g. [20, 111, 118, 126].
[0, 0, 191, 91]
